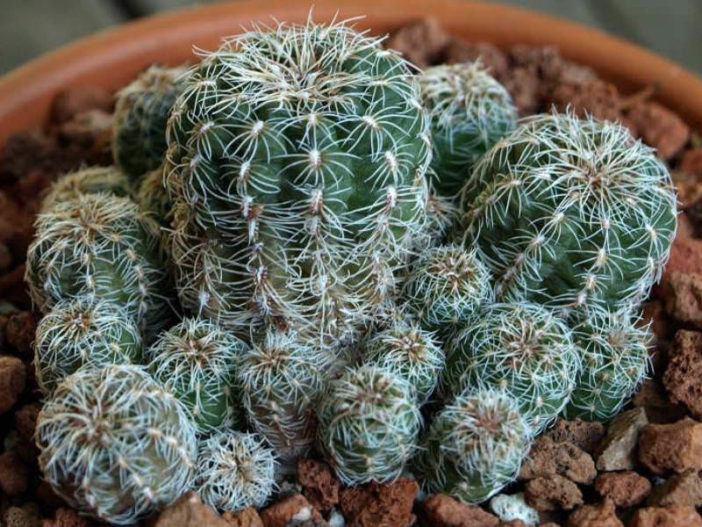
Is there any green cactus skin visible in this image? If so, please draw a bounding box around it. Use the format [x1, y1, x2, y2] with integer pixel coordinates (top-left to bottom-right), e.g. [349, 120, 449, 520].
[418, 387, 531, 504]
[460, 113, 677, 315]
[113, 65, 188, 178]
[25, 193, 173, 342]
[165, 19, 431, 348]
[34, 297, 141, 396]
[237, 330, 330, 462]
[146, 317, 248, 432]
[403, 244, 491, 330]
[419, 62, 517, 197]
[41, 166, 133, 213]
[364, 320, 444, 404]
[196, 431, 277, 512]
[316, 364, 421, 485]
[443, 302, 580, 433]
[564, 308, 651, 421]
[36, 365, 198, 525]
[137, 168, 173, 228]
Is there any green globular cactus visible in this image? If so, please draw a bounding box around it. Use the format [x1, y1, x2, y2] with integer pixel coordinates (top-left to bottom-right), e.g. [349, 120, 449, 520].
[316, 364, 421, 485]
[564, 308, 651, 421]
[137, 168, 173, 227]
[364, 320, 444, 404]
[418, 387, 531, 504]
[25, 193, 172, 342]
[403, 244, 491, 330]
[113, 65, 188, 178]
[237, 330, 330, 462]
[41, 166, 133, 212]
[460, 113, 677, 315]
[165, 18, 431, 348]
[34, 297, 141, 396]
[443, 302, 580, 433]
[196, 431, 277, 512]
[146, 317, 247, 432]
[419, 62, 517, 197]
[36, 365, 198, 525]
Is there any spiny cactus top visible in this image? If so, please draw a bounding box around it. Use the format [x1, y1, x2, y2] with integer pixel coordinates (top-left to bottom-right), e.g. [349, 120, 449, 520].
[316, 364, 421, 485]
[565, 308, 651, 421]
[419, 387, 531, 504]
[113, 65, 187, 178]
[443, 302, 580, 432]
[36, 365, 197, 525]
[34, 297, 141, 395]
[460, 113, 677, 315]
[146, 317, 247, 431]
[25, 193, 172, 341]
[419, 62, 517, 196]
[364, 320, 444, 404]
[41, 166, 133, 212]
[195, 431, 277, 512]
[403, 244, 491, 330]
[166, 18, 431, 347]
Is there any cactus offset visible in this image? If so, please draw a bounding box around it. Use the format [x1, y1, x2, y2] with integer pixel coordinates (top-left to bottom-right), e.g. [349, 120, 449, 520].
[137, 168, 173, 228]
[41, 166, 133, 212]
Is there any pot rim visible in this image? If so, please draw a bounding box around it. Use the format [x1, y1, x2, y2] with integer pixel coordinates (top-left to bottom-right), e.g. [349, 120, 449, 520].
[0, 0, 701, 146]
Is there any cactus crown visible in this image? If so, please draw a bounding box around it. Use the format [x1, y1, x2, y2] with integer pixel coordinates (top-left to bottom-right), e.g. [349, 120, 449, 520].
[460, 112, 677, 315]
[36, 365, 197, 525]
[196, 431, 277, 512]
[166, 17, 430, 347]
[34, 297, 141, 395]
[146, 317, 247, 431]
[41, 167, 133, 213]
[419, 387, 531, 504]
[419, 61, 517, 196]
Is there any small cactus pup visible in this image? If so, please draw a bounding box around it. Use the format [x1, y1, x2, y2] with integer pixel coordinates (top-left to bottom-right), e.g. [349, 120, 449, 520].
[403, 244, 491, 331]
[419, 61, 517, 197]
[36, 365, 198, 525]
[418, 387, 531, 504]
[196, 431, 277, 512]
[443, 302, 580, 433]
[137, 168, 173, 228]
[316, 364, 422, 485]
[460, 113, 677, 315]
[41, 166, 133, 212]
[34, 297, 141, 396]
[166, 18, 431, 348]
[25, 193, 172, 342]
[113, 64, 188, 178]
[564, 308, 651, 421]
[146, 317, 247, 432]
[363, 320, 444, 404]
[237, 330, 330, 462]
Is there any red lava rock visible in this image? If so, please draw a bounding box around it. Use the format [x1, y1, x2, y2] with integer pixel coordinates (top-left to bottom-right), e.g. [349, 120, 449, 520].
[524, 475, 583, 511]
[5, 311, 36, 360]
[0, 191, 34, 258]
[633, 380, 687, 425]
[35, 481, 67, 511]
[594, 472, 651, 508]
[222, 507, 264, 527]
[443, 39, 509, 78]
[640, 300, 669, 343]
[502, 66, 542, 115]
[57, 109, 113, 165]
[0, 265, 31, 310]
[629, 505, 702, 527]
[663, 235, 702, 277]
[681, 147, 702, 175]
[647, 469, 702, 508]
[639, 418, 702, 475]
[339, 478, 418, 527]
[296, 459, 340, 511]
[661, 272, 702, 327]
[260, 494, 322, 527]
[596, 408, 648, 472]
[421, 493, 499, 527]
[4, 504, 41, 527]
[671, 169, 702, 210]
[0, 355, 27, 414]
[548, 79, 621, 122]
[385, 18, 451, 68]
[626, 101, 690, 160]
[520, 436, 597, 484]
[566, 499, 623, 527]
[40, 508, 95, 527]
[545, 419, 606, 455]
[0, 130, 59, 184]
[51, 87, 113, 124]
[150, 492, 229, 527]
[664, 330, 702, 419]
[0, 449, 30, 496]
[15, 402, 41, 442]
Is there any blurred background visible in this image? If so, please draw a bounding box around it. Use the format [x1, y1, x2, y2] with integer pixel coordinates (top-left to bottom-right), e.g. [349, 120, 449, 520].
[2, 0, 701, 75]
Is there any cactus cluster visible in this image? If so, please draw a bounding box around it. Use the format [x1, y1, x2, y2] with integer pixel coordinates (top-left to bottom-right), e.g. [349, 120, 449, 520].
[41, 166, 133, 212]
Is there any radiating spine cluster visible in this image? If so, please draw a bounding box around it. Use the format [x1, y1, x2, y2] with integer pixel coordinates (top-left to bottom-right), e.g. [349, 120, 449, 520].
[41, 166, 133, 213]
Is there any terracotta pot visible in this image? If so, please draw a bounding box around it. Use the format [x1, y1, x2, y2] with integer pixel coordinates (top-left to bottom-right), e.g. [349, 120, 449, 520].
[0, 0, 701, 147]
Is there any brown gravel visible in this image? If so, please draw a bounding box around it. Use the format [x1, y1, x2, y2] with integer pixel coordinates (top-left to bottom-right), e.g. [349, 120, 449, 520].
[594, 472, 651, 508]
[40, 508, 96, 527]
[647, 469, 702, 508]
[0, 355, 26, 414]
[222, 508, 264, 527]
[547, 79, 621, 122]
[260, 494, 322, 527]
[520, 436, 596, 484]
[0, 449, 30, 496]
[639, 418, 702, 475]
[664, 330, 702, 419]
[5, 310, 36, 360]
[629, 505, 702, 527]
[339, 478, 418, 527]
[524, 475, 583, 511]
[296, 459, 340, 512]
[566, 499, 623, 527]
[421, 493, 499, 527]
[596, 408, 648, 472]
[661, 272, 702, 327]
[545, 419, 606, 455]
[385, 18, 450, 69]
[150, 492, 229, 527]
